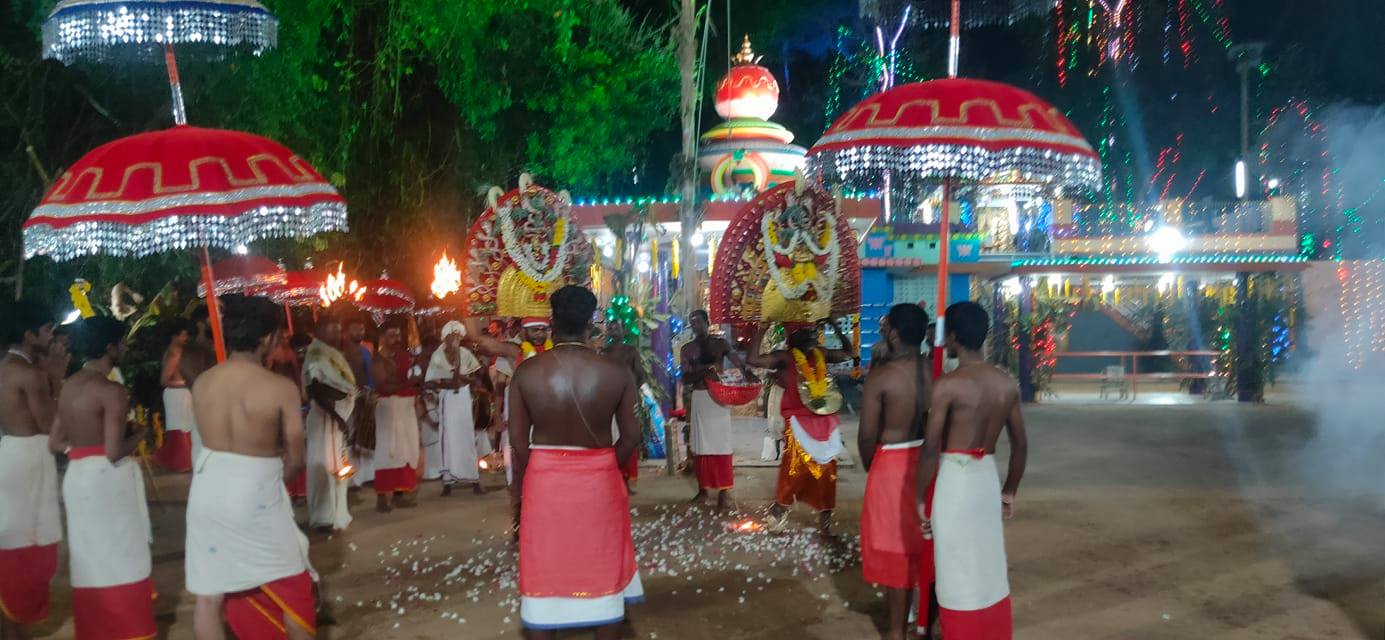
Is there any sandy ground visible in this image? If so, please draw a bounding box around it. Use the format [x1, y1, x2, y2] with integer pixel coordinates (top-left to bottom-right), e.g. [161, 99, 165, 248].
[26, 400, 1385, 639]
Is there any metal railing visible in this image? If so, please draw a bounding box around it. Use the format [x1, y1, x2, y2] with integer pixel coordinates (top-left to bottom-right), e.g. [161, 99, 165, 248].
[1050, 350, 1221, 400]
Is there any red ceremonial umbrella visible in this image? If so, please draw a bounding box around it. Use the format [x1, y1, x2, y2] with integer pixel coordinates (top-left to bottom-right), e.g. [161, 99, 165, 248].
[261, 269, 325, 307]
[805, 78, 1100, 375]
[24, 125, 348, 360]
[197, 255, 286, 298]
[357, 276, 416, 324]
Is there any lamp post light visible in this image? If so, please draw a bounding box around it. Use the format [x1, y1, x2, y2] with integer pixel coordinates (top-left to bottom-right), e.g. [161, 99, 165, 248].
[1229, 42, 1267, 200]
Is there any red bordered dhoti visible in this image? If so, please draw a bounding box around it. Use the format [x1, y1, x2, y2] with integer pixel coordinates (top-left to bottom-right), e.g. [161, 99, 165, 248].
[64, 446, 157, 639]
[933, 450, 1012, 639]
[0, 434, 61, 626]
[689, 390, 733, 490]
[519, 446, 643, 630]
[373, 396, 420, 495]
[185, 449, 317, 638]
[155, 387, 194, 472]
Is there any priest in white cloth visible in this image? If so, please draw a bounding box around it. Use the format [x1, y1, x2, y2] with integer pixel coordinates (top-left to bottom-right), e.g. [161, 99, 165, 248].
[426, 321, 486, 496]
[302, 315, 358, 532]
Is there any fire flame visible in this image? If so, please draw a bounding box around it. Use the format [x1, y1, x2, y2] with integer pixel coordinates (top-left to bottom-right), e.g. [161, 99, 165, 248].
[478, 459, 489, 470]
[431, 252, 462, 299]
[728, 519, 764, 533]
[319, 263, 364, 308]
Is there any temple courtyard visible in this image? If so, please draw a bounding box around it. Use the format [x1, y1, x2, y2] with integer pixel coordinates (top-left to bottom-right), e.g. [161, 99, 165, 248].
[28, 395, 1385, 639]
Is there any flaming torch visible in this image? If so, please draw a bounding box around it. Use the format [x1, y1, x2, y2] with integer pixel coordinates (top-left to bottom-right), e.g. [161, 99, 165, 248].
[319, 262, 365, 307]
[431, 252, 462, 300]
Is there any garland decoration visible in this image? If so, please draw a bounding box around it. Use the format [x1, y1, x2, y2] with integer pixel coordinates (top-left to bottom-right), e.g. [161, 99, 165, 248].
[792, 347, 830, 400]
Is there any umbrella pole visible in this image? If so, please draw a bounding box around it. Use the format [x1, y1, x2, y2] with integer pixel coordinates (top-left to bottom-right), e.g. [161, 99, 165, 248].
[163, 44, 188, 126]
[933, 177, 953, 378]
[284, 303, 295, 335]
[200, 247, 228, 362]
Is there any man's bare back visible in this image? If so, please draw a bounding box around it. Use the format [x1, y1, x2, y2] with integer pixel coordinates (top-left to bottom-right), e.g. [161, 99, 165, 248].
[54, 370, 129, 453]
[860, 354, 930, 462]
[510, 345, 637, 451]
[932, 363, 1020, 453]
[0, 355, 54, 438]
[192, 358, 303, 460]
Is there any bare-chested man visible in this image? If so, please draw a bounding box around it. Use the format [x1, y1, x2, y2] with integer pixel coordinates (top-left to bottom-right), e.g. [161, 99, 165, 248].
[156, 319, 196, 471]
[680, 310, 754, 510]
[748, 320, 855, 536]
[916, 301, 1028, 639]
[49, 317, 156, 640]
[859, 304, 936, 640]
[179, 308, 218, 466]
[499, 285, 642, 638]
[185, 295, 316, 640]
[0, 302, 58, 640]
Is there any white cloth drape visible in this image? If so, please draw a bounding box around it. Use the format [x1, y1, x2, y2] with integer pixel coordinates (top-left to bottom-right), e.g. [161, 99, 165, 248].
[185, 449, 315, 595]
[0, 434, 61, 550]
[63, 455, 150, 588]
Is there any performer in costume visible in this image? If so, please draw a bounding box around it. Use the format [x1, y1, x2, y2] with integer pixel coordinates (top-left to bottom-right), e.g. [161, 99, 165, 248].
[427, 321, 486, 496]
[918, 302, 1029, 640]
[156, 319, 195, 471]
[51, 317, 157, 640]
[0, 302, 60, 638]
[859, 305, 937, 639]
[505, 286, 643, 635]
[748, 320, 855, 537]
[680, 310, 754, 510]
[302, 315, 357, 532]
[186, 296, 316, 639]
[371, 317, 422, 512]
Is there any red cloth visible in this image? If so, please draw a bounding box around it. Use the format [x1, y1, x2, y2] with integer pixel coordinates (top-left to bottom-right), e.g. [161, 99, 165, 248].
[374, 465, 418, 495]
[860, 444, 932, 590]
[694, 454, 733, 490]
[0, 544, 57, 625]
[622, 453, 639, 482]
[381, 350, 418, 398]
[284, 468, 307, 498]
[519, 448, 636, 598]
[223, 571, 316, 640]
[67, 445, 105, 460]
[941, 597, 1012, 640]
[153, 429, 192, 472]
[72, 578, 157, 640]
[773, 424, 837, 512]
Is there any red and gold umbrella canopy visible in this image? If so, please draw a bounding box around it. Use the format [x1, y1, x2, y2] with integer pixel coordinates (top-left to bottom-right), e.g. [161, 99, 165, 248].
[805, 78, 1101, 191]
[24, 126, 347, 260]
[357, 276, 416, 318]
[196, 255, 285, 298]
[260, 269, 324, 307]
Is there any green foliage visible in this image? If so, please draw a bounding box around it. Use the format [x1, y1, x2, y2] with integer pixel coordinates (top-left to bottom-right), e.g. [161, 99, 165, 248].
[0, 0, 677, 302]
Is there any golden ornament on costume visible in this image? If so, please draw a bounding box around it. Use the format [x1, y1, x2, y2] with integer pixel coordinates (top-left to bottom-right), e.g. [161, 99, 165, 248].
[793, 347, 841, 416]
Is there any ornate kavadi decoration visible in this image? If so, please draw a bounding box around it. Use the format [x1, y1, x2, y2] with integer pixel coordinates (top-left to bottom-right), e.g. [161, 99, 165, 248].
[462, 174, 594, 317]
[709, 178, 861, 326]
